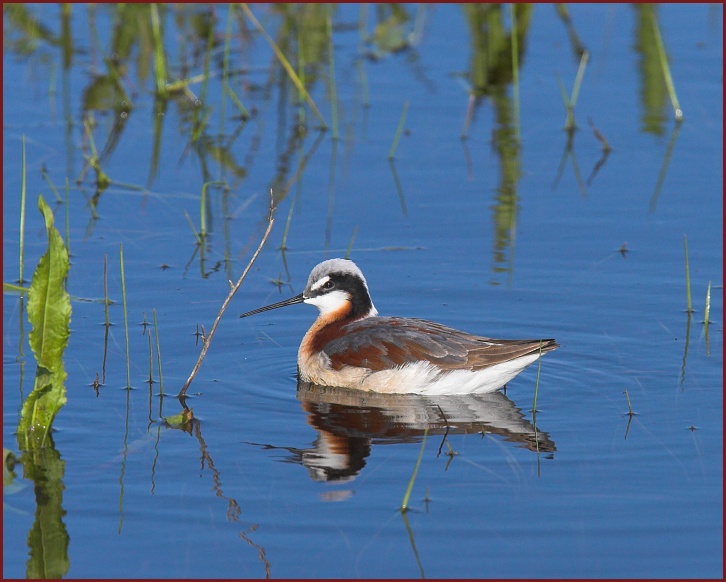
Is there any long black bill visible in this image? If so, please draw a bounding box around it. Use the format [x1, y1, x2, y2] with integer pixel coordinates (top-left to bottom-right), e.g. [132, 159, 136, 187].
[239, 293, 305, 318]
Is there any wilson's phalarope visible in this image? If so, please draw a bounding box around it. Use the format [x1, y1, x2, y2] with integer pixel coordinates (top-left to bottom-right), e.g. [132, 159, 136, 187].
[240, 258, 558, 395]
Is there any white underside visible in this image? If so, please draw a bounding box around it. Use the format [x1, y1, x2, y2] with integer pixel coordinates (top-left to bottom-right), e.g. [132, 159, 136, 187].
[349, 354, 541, 396]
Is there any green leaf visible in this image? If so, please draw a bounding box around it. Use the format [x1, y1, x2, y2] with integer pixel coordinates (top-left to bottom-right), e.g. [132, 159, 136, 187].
[27, 196, 71, 372]
[18, 195, 71, 448]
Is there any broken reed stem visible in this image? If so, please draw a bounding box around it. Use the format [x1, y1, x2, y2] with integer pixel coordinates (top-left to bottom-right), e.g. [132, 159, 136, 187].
[178, 191, 276, 400]
[401, 427, 428, 512]
[120, 244, 131, 389]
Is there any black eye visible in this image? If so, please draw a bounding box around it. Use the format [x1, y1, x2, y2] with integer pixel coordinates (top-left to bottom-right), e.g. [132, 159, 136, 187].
[322, 280, 334, 290]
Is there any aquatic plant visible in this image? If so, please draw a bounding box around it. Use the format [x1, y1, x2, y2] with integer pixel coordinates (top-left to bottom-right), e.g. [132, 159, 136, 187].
[17, 195, 71, 450]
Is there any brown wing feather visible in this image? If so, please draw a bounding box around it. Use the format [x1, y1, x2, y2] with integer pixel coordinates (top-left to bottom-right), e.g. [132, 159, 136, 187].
[323, 317, 558, 372]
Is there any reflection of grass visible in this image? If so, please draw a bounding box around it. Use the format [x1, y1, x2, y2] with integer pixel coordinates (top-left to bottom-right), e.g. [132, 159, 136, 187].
[327, 12, 339, 140]
[510, 4, 520, 142]
[149, 4, 168, 98]
[241, 3, 327, 129]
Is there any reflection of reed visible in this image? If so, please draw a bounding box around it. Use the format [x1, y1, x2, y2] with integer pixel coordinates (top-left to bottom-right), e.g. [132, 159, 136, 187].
[240, 524, 272, 579]
[160, 411, 273, 576]
[461, 4, 532, 286]
[193, 418, 242, 522]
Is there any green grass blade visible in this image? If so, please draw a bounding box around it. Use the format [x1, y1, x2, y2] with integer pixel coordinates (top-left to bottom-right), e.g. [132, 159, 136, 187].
[703, 281, 711, 324]
[570, 49, 589, 108]
[401, 428, 427, 512]
[649, 11, 683, 121]
[279, 198, 296, 251]
[345, 225, 359, 260]
[683, 234, 693, 313]
[153, 308, 163, 395]
[532, 340, 543, 413]
[19, 135, 27, 284]
[120, 243, 131, 389]
[388, 100, 409, 159]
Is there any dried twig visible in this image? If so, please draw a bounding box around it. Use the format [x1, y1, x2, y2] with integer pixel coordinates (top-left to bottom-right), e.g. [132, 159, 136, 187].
[178, 191, 275, 402]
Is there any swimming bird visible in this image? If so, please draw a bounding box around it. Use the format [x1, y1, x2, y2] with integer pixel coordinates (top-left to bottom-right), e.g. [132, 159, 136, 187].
[240, 258, 558, 395]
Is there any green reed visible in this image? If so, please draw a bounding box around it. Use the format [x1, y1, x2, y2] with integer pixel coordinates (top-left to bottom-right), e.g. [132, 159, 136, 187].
[703, 281, 711, 325]
[624, 388, 635, 416]
[103, 254, 110, 326]
[532, 340, 543, 413]
[345, 225, 359, 260]
[683, 235, 693, 313]
[401, 428, 428, 512]
[649, 10, 683, 121]
[279, 198, 296, 251]
[153, 308, 163, 395]
[145, 313, 154, 386]
[19, 135, 26, 284]
[120, 244, 131, 389]
[388, 100, 409, 159]
[558, 50, 589, 132]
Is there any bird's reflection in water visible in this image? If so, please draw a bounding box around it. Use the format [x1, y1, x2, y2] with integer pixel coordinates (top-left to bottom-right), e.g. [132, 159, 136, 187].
[282, 380, 556, 484]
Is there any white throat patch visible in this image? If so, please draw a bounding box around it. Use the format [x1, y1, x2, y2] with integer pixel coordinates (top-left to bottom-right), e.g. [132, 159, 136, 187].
[304, 289, 350, 315]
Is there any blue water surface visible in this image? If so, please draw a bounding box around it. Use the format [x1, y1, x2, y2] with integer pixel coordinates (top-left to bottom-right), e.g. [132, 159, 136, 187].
[3, 3, 722, 578]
